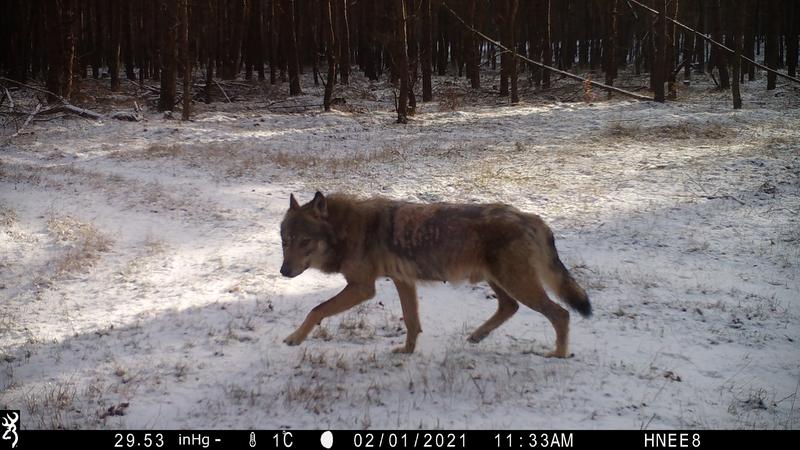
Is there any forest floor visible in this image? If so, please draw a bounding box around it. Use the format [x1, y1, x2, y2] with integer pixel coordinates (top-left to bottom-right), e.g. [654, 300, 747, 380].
[1, 69, 799, 429]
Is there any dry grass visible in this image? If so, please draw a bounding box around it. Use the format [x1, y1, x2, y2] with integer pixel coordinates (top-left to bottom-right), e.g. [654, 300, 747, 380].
[46, 215, 112, 276]
[607, 121, 735, 140]
[113, 142, 403, 179]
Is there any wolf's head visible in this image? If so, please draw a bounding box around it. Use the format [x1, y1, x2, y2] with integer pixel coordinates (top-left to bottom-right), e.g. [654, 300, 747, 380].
[279, 192, 336, 278]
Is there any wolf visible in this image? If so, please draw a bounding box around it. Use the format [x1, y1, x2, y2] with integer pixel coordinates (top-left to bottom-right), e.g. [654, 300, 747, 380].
[279, 192, 591, 358]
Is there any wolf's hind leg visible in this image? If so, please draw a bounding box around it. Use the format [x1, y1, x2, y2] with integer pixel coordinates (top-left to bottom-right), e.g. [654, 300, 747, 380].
[468, 282, 519, 343]
[392, 279, 421, 353]
[493, 271, 570, 358]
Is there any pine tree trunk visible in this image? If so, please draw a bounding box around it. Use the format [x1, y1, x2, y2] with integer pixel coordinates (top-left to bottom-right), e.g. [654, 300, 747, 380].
[464, 0, 479, 89]
[695, 0, 705, 74]
[406, 0, 417, 115]
[605, 0, 618, 92]
[282, 0, 302, 95]
[542, 0, 552, 88]
[666, 0, 678, 99]
[45, 0, 78, 102]
[392, 0, 409, 124]
[181, 0, 191, 119]
[710, 0, 729, 89]
[499, 1, 509, 96]
[785, 1, 797, 78]
[421, 0, 433, 101]
[204, 0, 215, 102]
[337, 0, 350, 84]
[653, 0, 666, 102]
[731, 0, 742, 109]
[765, 0, 779, 90]
[159, 0, 178, 111]
[323, 0, 336, 111]
[509, 0, 519, 104]
[109, 1, 122, 91]
[437, 4, 448, 76]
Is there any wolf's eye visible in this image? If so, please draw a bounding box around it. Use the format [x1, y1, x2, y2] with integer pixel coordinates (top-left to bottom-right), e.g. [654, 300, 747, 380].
[299, 238, 312, 247]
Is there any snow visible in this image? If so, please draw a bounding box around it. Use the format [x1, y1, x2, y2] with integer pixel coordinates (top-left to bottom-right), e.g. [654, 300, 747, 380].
[1, 72, 798, 430]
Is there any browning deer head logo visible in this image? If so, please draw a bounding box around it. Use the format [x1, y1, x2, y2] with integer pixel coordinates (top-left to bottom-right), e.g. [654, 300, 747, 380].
[1, 411, 18, 449]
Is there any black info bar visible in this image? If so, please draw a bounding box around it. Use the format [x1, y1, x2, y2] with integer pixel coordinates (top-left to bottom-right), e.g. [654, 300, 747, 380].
[7, 430, 797, 450]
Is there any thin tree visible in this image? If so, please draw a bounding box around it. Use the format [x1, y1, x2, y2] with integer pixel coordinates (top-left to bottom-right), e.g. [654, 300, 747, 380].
[109, 1, 121, 91]
[731, 0, 742, 109]
[337, 0, 350, 84]
[421, 0, 433, 101]
[765, 0, 779, 90]
[158, 0, 178, 111]
[181, 0, 191, 120]
[709, 0, 729, 89]
[508, 0, 519, 104]
[323, 0, 336, 111]
[542, 0, 552, 89]
[282, 0, 303, 95]
[653, 0, 666, 102]
[392, 0, 410, 124]
[605, 0, 618, 95]
[787, 1, 798, 78]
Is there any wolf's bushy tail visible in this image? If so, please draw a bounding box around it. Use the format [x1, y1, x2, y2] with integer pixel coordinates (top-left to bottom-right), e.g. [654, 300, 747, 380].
[541, 233, 592, 317]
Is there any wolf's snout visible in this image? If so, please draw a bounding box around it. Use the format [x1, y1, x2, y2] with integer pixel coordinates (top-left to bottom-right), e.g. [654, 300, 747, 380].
[280, 262, 294, 278]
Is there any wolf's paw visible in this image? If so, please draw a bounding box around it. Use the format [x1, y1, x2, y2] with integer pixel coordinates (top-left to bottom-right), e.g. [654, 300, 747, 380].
[467, 332, 487, 344]
[283, 333, 304, 346]
[545, 349, 570, 358]
[392, 345, 414, 354]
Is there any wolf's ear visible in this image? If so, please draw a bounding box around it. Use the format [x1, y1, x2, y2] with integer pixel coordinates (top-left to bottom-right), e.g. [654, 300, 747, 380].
[311, 191, 327, 217]
[289, 193, 300, 210]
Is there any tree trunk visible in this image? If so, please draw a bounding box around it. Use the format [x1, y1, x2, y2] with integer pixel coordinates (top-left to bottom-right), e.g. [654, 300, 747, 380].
[109, 1, 122, 91]
[159, 0, 178, 111]
[392, 0, 409, 124]
[605, 0, 618, 92]
[205, 0, 215, 102]
[787, 1, 798, 78]
[437, 4, 448, 76]
[709, 0, 729, 89]
[765, 0, 779, 90]
[282, 0, 302, 95]
[421, 0, 433, 101]
[323, 0, 336, 111]
[509, 0, 519, 104]
[464, 0, 479, 89]
[653, 0, 666, 102]
[666, 0, 678, 99]
[406, 0, 417, 115]
[542, 0, 552, 88]
[337, 0, 350, 84]
[181, 0, 191, 119]
[45, 0, 78, 103]
[731, 0, 742, 109]
[499, 1, 509, 96]
[694, 0, 705, 74]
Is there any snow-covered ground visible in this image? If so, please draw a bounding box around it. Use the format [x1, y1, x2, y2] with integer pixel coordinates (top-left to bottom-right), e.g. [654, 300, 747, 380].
[1, 72, 798, 430]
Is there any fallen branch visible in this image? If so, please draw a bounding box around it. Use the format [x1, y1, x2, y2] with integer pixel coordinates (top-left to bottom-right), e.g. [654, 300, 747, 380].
[214, 80, 232, 103]
[129, 80, 160, 94]
[628, 0, 800, 85]
[1, 77, 109, 121]
[37, 103, 106, 120]
[442, 2, 652, 102]
[6, 102, 41, 140]
[2, 86, 13, 109]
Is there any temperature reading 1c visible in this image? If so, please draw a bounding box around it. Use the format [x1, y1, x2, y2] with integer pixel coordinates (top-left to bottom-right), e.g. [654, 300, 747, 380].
[272, 431, 293, 448]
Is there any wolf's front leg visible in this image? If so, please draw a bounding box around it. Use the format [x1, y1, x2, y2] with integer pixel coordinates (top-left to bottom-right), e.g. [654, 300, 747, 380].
[284, 282, 376, 346]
